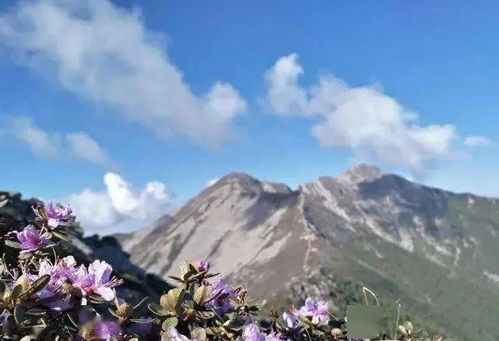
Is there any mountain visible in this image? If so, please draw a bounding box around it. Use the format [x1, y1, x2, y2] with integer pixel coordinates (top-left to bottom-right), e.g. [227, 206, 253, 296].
[119, 164, 499, 340]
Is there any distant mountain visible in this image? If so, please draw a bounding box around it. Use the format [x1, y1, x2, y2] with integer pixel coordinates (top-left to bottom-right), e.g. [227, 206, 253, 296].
[119, 164, 499, 340]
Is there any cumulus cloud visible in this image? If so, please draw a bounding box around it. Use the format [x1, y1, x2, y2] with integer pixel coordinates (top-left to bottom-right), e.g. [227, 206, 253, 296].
[66, 172, 170, 234]
[65, 132, 109, 166]
[264, 53, 459, 175]
[9, 116, 109, 165]
[11, 116, 61, 158]
[0, 0, 246, 147]
[464, 135, 492, 147]
[264, 54, 308, 115]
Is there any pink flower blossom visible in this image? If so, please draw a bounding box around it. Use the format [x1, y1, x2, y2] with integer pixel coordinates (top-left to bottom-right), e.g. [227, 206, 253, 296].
[243, 324, 266, 341]
[282, 307, 300, 329]
[16, 226, 49, 253]
[31, 256, 77, 311]
[92, 321, 120, 340]
[163, 327, 191, 341]
[70, 260, 118, 304]
[282, 298, 330, 328]
[205, 277, 237, 314]
[38, 201, 73, 229]
[242, 324, 285, 341]
[196, 259, 210, 272]
[80, 320, 121, 341]
[298, 298, 330, 325]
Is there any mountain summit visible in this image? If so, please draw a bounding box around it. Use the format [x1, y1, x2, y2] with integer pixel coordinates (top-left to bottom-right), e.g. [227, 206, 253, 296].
[338, 163, 384, 184]
[120, 164, 499, 341]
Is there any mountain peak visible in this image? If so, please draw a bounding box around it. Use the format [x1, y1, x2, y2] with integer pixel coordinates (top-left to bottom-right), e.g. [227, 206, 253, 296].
[217, 172, 260, 186]
[217, 172, 292, 194]
[339, 163, 384, 184]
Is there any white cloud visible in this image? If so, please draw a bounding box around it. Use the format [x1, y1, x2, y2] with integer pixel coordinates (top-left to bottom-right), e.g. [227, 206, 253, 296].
[0, 0, 247, 147]
[10, 116, 61, 158]
[9, 116, 109, 165]
[264, 54, 459, 175]
[464, 135, 492, 147]
[264, 53, 308, 115]
[66, 132, 109, 166]
[66, 172, 170, 234]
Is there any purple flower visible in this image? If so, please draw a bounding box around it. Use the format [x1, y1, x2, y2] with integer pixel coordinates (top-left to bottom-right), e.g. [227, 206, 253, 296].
[70, 260, 118, 304]
[93, 321, 120, 340]
[196, 259, 210, 272]
[282, 298, 330, 328]
[40, 201, 73, 229]
[266, 332, 285, 341]
[282, 308, 300, 329]
[16, 226, 49, 253]
[81, 320, 120, 341]
[242, 324, 285, 341]
[205, 278, 237, 314]
[242, 324, 266, 341]
[0, 309, 11, 330]
[32, 256, 77, 311]
[298, 298, 329, 325]
[134, 318, 152, 336]
[162, 327, 191, 341]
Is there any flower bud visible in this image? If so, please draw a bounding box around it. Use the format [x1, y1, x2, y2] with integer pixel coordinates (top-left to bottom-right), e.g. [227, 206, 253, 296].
[331, 328, 342, 338]
[116, 302, 133, 317]
[196, 260, 210, 272]
[398, 325, 408, 336]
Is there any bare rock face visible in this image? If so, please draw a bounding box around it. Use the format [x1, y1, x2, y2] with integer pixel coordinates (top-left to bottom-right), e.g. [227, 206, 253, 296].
[123, 172, 306, 293]
[120, 164, 499, 341]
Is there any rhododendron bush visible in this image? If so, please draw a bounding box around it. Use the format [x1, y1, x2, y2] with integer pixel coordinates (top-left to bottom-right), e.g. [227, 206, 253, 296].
[0, 202, 443, 340]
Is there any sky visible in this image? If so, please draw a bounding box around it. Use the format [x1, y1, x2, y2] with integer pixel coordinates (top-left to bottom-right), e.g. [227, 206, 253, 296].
[0, 0, 498, 234]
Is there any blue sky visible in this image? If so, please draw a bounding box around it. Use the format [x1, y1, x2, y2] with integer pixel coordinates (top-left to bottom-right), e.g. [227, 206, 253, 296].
[0, 0, 498, 234]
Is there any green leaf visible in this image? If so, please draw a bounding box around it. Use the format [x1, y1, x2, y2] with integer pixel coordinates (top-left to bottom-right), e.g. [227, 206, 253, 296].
[108, 307, 120, 318]
[298, 315, 314, 329]
[191, 327, 207, 341]
[22, 274, 50, 298]
[32, 293, 66, 307]
[160, 288, 185, 314]
[10, 284, 23, 303]
[67, 314, 79, 328]
[132, 296, 150, 316]
[148, 303, 170, 317]
[5, 240, 21, 249]
[0, 199, 8, 208]
[51, 230, 70, 241]
[129, 318, 155, 323]
[198, 310, 216, 319]
[194, 285, 210, 305]
[168, 275, 183, 282]
[88, 294, 106, 304]
[162, 316, 179, 331]
[14, 304, 26, 324]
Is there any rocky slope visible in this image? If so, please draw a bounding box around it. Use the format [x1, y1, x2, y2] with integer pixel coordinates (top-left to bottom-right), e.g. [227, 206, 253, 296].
[120, 164, 499, 341]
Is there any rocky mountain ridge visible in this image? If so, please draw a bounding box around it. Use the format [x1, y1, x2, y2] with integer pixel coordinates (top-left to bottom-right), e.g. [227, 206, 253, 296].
[120, 164, 499, 340]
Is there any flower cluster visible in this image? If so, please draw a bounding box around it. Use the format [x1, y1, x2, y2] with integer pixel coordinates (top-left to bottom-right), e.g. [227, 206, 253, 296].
[37, 201, 74, 229]
[31, 256, 119, 309]
[16, 226, 50, 253]
[0, 202, 443, 340]
[282, 298, 330, 329]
